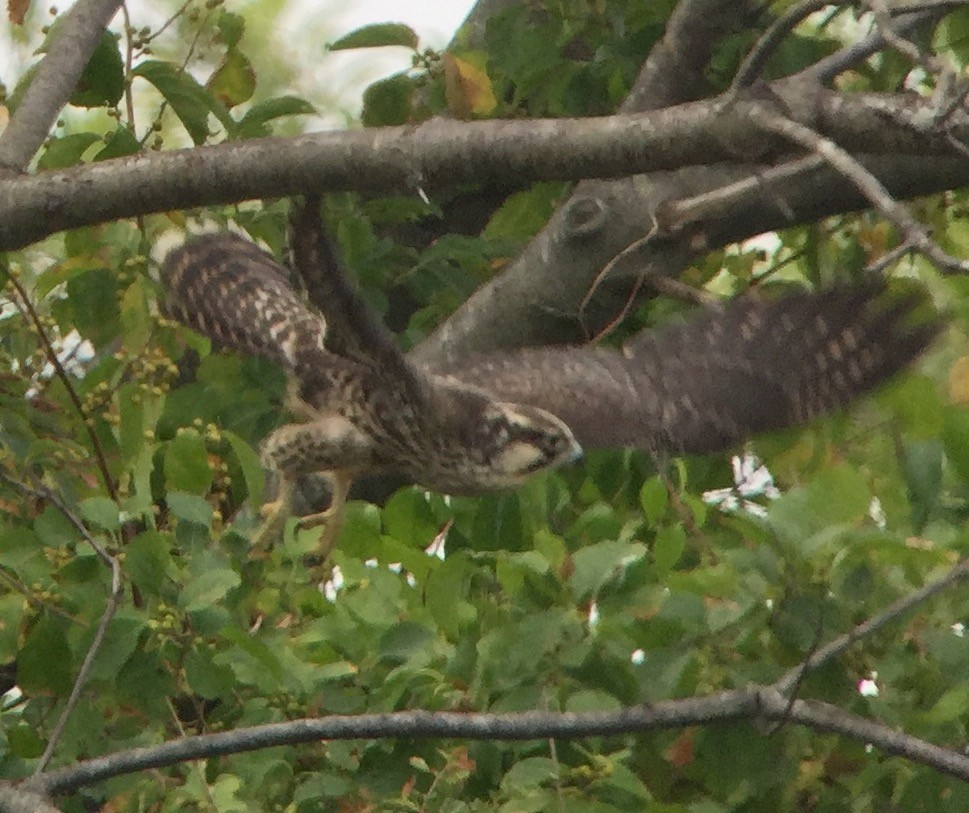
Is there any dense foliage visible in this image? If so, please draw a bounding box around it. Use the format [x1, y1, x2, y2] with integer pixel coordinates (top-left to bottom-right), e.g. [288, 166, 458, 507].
[2, 1, 969, 811]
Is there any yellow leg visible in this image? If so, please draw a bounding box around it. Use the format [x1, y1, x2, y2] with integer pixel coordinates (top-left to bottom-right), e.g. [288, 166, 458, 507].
[296, 472, 351, 561]
[251, 477, 293, 552]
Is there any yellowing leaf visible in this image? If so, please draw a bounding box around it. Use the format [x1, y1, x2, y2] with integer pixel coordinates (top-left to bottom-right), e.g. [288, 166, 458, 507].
[443, 54, 497, 118]
[207, 49, 255, 109]
[949, 355, 969, 404]
[8, 0, 30, 25]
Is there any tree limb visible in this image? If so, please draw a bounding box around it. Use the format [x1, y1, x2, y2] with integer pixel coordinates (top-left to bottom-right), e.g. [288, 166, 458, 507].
[0, 0, 124, 176]
[29, 683, 969, 796]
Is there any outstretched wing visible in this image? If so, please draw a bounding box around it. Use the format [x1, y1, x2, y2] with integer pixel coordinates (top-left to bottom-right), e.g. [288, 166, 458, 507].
[163, 233, 328, 371]
[289, 198, 429, 407]
[432, 281, 939, 455]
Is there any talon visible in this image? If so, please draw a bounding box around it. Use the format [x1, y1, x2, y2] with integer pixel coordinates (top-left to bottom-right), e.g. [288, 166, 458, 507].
[295, 507, 336, 530]
[259, 498, 284, 520]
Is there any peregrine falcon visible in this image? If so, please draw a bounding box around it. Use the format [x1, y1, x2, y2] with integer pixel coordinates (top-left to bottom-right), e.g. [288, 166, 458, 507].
[161, 200, 938, 544]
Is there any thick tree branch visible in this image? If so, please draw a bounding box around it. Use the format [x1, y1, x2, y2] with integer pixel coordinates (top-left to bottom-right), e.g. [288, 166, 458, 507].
[414, 0, 763, 363]
[0, 784, 63, 813]
[29, 684, 969, 796]
[413, 2, 961, 362]
[0, 0, 124, 176]
[0, 81, 964, 241]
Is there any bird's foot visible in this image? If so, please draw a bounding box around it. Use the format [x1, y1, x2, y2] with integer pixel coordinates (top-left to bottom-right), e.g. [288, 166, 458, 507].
[296, 504, 345, 566]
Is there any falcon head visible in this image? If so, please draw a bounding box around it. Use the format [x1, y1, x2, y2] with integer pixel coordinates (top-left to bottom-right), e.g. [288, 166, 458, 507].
[441, 399, 582, 492]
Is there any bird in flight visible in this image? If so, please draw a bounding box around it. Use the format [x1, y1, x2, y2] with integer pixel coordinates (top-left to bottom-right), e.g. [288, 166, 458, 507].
[162, 199, 938, 550]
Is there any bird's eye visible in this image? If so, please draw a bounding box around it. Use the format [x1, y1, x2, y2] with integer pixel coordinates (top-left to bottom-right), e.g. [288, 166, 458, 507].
[488, 417, 511, 444]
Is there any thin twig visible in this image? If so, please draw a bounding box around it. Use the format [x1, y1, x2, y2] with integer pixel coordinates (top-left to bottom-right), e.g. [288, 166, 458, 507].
[120, 3, 137, 131]
[165, 698, 218, 809]
[4, 276, 117, 500]
[865, 240, 915, 274]
[753, 109, 969, 274]
[731, 0, 845, 91]
[661, 155, 826, 233]
[34, 564, 122, 774]
[807, 6, 959, 85]
[0, 0, 125, 175]
[0, 474, 124, 774]
[0, 570, 84, 626]
[775, 556, 969, 695]
[578, 218, 713, 342]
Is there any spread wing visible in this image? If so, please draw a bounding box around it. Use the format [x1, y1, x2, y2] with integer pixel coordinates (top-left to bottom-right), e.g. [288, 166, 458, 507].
[289, 198, 429, 407]
[163, 233, 328, 371]
[431, 282, 939, 455]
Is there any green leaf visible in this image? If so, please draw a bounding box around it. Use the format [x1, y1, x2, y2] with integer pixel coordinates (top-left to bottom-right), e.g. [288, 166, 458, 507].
[768, 464, 870, 544]
[922, 682, 969, 724]
[902, 439, 943, 532]
[34, 506, 75, 548]
[652, 524, 686, 573]
[207, 49, 255, 108]
[337, 501, 383, 559]
[63, 267, 120, 346]
[941, 406, 969, 485]
[224, 430, 265, 510]
[71, 31, 124, 108]
[118, 381, 152, 478]
[0, 594, 26, 657]
[94, 126, 141, 160]
[125, 530, 172, 594]
[86, 612, 147, 681]
[185, 647, 236, 699]
[216, 10, 246, 48]
[219, 626, 283, 681]
[235, 95, 316, 138]
[330, 23, 419, 51]
[314, 661, 358, 681]
[880, 372, 943, 438]
[79, 496, 120, 530]
[133, 60, 232, 144]
[639, 476, 669, 524]
[483, 182, 568, 243]
[119, 277, 151, 356]
[570, 540, 647, 600]
[361, 74, 414, 127]
[378, 621, 434, 664]
[37, 133, 101, 169]
[565, 689, 621, 712]
[425, 556, 476, 639]
[500, 757, 557, 792]
[164, 429, 213, 495]
[7, 724, 45, 759]
[19, 616, 72, 694]
[178, 567, 241, 612]
[167, 491, 213, 528]
[771, 592, 826, 652]
[382, 488, 437, 546]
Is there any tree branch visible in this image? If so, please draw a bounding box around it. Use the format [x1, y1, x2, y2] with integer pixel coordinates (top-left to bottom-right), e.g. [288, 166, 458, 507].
[0, 0, 124, 176]
[0, 783, 63, 813]
[3, 275, 117, 499]
[0, 476, 124, 775]
[776, 556, 969, 695]
[29, 683, 969, 796]
[755, 108, 969, 273]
